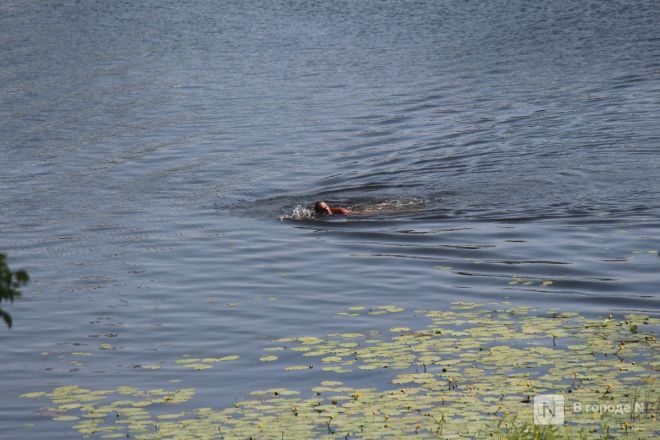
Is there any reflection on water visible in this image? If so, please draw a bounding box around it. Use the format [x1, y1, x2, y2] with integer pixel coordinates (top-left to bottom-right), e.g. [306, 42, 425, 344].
[1, 0, 659, 438]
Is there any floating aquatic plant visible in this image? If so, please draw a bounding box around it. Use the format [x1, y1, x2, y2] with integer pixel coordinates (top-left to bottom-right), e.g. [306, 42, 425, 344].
[21, 303, 658, 439]
[336, 304, 405, 317]
[173, 354, 240, 370]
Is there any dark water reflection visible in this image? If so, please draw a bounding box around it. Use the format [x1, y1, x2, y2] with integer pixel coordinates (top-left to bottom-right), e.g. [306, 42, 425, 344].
[1, 0, 659, 437]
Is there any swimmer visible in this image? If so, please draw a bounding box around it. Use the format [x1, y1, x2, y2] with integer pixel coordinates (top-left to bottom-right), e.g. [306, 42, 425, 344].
[314, 201, 352, 216]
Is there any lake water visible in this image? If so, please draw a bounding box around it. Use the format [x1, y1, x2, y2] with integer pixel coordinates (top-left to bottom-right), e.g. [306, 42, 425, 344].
[1, 0, 659, 438]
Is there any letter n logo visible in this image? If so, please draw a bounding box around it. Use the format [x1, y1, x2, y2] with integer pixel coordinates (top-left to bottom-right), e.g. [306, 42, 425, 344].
[534, 394, 564, 425]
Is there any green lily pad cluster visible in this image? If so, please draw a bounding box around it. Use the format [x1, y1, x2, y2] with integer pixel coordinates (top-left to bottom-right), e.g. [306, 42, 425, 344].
[21, 303, 658, 439]
[174, 354, 240, 370]
[337, 305, 405, 317]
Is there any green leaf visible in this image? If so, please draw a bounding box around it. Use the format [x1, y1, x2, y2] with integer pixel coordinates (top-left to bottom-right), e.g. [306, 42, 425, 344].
[15, 270, 30, 284]
[0, 308, 12, 328]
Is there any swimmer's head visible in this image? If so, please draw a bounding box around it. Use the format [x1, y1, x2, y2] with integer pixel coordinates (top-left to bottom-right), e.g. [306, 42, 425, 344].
[314, 201, 332, 215]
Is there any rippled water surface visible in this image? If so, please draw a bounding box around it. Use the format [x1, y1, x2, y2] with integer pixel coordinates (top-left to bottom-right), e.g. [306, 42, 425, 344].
[1, 0, 659, 437]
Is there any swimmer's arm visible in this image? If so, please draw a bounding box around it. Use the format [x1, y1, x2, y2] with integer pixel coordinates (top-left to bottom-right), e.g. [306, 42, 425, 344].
[330, 207, 352, 215]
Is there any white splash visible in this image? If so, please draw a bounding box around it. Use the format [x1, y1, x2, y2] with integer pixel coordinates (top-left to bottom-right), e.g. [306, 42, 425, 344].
[279, 204, 315, 221]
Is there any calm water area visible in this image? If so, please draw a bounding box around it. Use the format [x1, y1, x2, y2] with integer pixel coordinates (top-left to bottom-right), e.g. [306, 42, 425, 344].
[1, 0, 659, 438]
